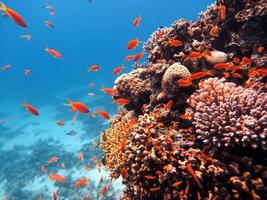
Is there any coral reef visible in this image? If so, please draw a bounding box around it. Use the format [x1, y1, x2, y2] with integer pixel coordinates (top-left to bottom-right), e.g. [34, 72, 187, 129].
[100, 0, 267, 199]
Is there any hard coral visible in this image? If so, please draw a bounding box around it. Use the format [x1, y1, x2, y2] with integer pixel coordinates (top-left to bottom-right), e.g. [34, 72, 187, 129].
[186, 78, 267, 150]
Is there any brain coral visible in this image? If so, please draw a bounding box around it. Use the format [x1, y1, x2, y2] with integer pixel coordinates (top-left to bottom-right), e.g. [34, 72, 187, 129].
[161, 62, 191, 98]
[186, 78, 267, 150]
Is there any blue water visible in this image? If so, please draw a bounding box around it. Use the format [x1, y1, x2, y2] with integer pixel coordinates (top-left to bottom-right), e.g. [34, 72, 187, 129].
[0, 0, 213, 199]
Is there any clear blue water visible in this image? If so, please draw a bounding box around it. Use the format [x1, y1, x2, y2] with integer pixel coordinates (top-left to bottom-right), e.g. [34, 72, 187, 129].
[0, 0, 213, 199]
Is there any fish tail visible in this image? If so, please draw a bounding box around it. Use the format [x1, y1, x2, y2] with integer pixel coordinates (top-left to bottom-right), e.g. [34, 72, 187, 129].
[64, 98, 72, 106]
[0, 1, 8, 12]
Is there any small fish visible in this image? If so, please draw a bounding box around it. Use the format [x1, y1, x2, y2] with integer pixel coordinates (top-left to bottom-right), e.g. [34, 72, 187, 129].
[218, 4, 226, 20]
[77, 153, 84, 161]
[22, 102, 39, 116]
[67, 130, 77, 136]
[56, 121, 65, 126]
[120, 168, 127, 179]
[144, 175, 156, 180]
[53, 191, 57, 200]
[209, 25, 219, 37]
[48, 174, 67, 183]
[84, 166, 92, 171]
[134, 51, 145, 62]
[258, 46, 264, 54]
[0, 1, 27, 27]
[45, 47, 62, 58]
[163, 39, 183, 47]
[250, 68, 267, 77]
[125, 55, 135, 61]
[133, 16, 141, 27]
[113, 65, 124, 75]
[231, 72, 242, 78]
[186, 164, 200, 185]
[223, 72, 230, 78]
[177, 79, 192, 87]
[98, 165, 101, 173]
[189, 71, 214, 81]
[163, 100, 173, 110]
[47, 156, 59, 163]
[1, 65, 11, 71]
[94, 110, 110, 120]
[113, 98, 129, 105]
[213, 62, 231, 70]
[41, 165, 46, 173]
[241, 57, 251, 65]
[88, 65, 100, 72]
[46, 4, 55, 16]
[99, 176, 104, 183]
[89, 82, 95, 88]
[179, 114, 190, 120]
[24, 69, 31, 75]
[45, 20, 54, 28]
[88, 93, 95, 97]
[172, 181, 182, 187]
[21, 34, 32, 40]
[233, 57, 240, 64]
[74, 178, 88, 188]
[64, 99, 89, 113]
[187, 52, 203, 59]
[101, 87, 118, 96]
[127, 38, 140, 50]
[149, 187, 160, 191]
[101, 185, 107, 196]
[61, 163, 65, 168]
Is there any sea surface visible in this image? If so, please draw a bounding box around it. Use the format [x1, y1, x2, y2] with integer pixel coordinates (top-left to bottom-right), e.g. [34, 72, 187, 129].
[0, 0, 213, 199]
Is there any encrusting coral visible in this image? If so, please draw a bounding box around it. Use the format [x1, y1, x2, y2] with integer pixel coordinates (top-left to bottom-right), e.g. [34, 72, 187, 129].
[100, 0, 267, 199]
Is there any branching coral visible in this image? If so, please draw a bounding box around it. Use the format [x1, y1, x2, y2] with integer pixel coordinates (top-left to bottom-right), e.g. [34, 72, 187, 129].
[186, 77, 267, 150]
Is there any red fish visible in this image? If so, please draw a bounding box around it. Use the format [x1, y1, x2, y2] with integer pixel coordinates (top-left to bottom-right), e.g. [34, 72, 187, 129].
[133, 16, 141, 27]
[53, 191, 57, 200]
[1, 65, 11, 71]
[223, 72, 230, 78]
[187, 52, 203, 59]
[24, 69, 31, 76]
[74, 178, 88, 188]
[209, 25, 219, 37]
[120, 168, 127, 179]
[77, 153, 84, 161]
[179, 114, 190, 120]
[113, 98, 129, 105]
[219, 4, 226, 20]
[41, 165, 46, 173]
[44, 20, 54, 28]
[163, 100, 173, 110]
[144, 175, 156, 180]
[188, 71, 214, 80]
[101, 87, 118, 96]
[258, 47, 264, 54]
[61, 163, 65, 168]
[56, 121, 65, 126]
[48, 174, 66, 183]
[250, 68, 267, 77]
[149, 187, 160, 191]
[22, 102, 39, 116]
[177, 79, 192, 87]
[47, 156, 59, 163]
[65, 99, 89, 113]
[101, 186, 107, 196]
[172, 181, 182, 187]
[214, 62, 231, 70]
[113, 65, 124, 75]
[45, 47, 62, 58]
[100, 176, 104, 183]
[241, 57, 251, 65]
[0, 1, 27, 27]
[127, 38, 140, 50]
[186, 164, 200, 185]
[88, 65, 100, 72]
[163, 39, 183, 47]
[95, 110, 110, 120]
[134, 51, 145, 62]
[125, 55, 135, 61]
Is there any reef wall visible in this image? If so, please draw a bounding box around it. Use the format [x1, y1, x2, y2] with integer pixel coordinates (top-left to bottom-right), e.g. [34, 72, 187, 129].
[100, 0, 267, 199]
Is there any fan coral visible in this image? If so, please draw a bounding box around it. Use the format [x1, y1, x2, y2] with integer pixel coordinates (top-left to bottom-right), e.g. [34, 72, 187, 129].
[100, 122, 133, 177]
[161, 62, 191, 98]
[186, 78, 267, 150]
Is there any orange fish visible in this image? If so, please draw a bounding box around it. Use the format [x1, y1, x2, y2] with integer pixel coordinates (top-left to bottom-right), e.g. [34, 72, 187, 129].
[1, 65, 11, 71]
[186, 164, 200, 185]
[101, 87, 118, 96]
[120, 168, 127, 179]
[179, 114, 190, 120]
[88, 65, 100, 72]
[218, 4, 226, 20]
[41, 165, 46, 173]
[231, 72, 242, 78]
[258, 46, 264, 53]
[163, 39, 183, 47]
[127, 38, 140, 50]
[24, 69, 31, 75]
[61, 163, 65, 168]
[233, 57, 240, 64]
[241, 57, 251, 65]
[214, 62, 230, 70]
[149, 187, 160, 192]
[77, 153, 84, 161]
[125, 55, 135, 61]
[113, 65, 124, 75]
[101, 185, 107, 196]
[113, 98, 129, 105]
[163, 100, 173, 110]
[189, 71, 214, 81]
[134, 51, 145, 62]
[177, 79, 192, 87]
[187, 52, 203, 59]
[48, 174, 66, 183]
[53, 191, 57, 200]
[47, 156, 59, 163]
[95, 110, 110, 120]
[144, 175, 156, 180]
[92, 156, 98, 164]
[65, 99, 89, 113]
[120, 138, 126, 150]
[210, 25, 219, 37]
[74, 178, 88, 188]
[45, 47, 62, 58]
[0, 2, 27, 27]
[22, 102, 39, 116]
[223, 72, 230, 78]
[133, 16, 141, 27]
[172, 181, 182, 187]
[56, 121, 65, 126]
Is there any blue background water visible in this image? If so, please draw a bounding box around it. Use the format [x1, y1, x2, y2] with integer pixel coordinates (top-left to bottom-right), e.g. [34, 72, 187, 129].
[0, 0, 213, 199]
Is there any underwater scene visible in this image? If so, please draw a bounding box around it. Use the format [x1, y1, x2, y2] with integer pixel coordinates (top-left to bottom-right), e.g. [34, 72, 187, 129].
[0, 0, 266, 199]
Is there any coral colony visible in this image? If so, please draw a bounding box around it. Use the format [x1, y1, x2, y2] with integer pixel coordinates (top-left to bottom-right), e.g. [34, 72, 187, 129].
[100, 0, 267, 199]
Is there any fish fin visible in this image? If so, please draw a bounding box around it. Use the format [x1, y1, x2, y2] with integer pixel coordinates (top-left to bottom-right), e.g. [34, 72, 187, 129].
[64, 98, 72, 106]
[0, 2, 8, 12]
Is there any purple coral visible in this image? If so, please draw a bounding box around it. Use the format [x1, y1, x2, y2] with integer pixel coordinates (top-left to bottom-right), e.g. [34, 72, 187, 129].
[186, 78, 267, 149]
